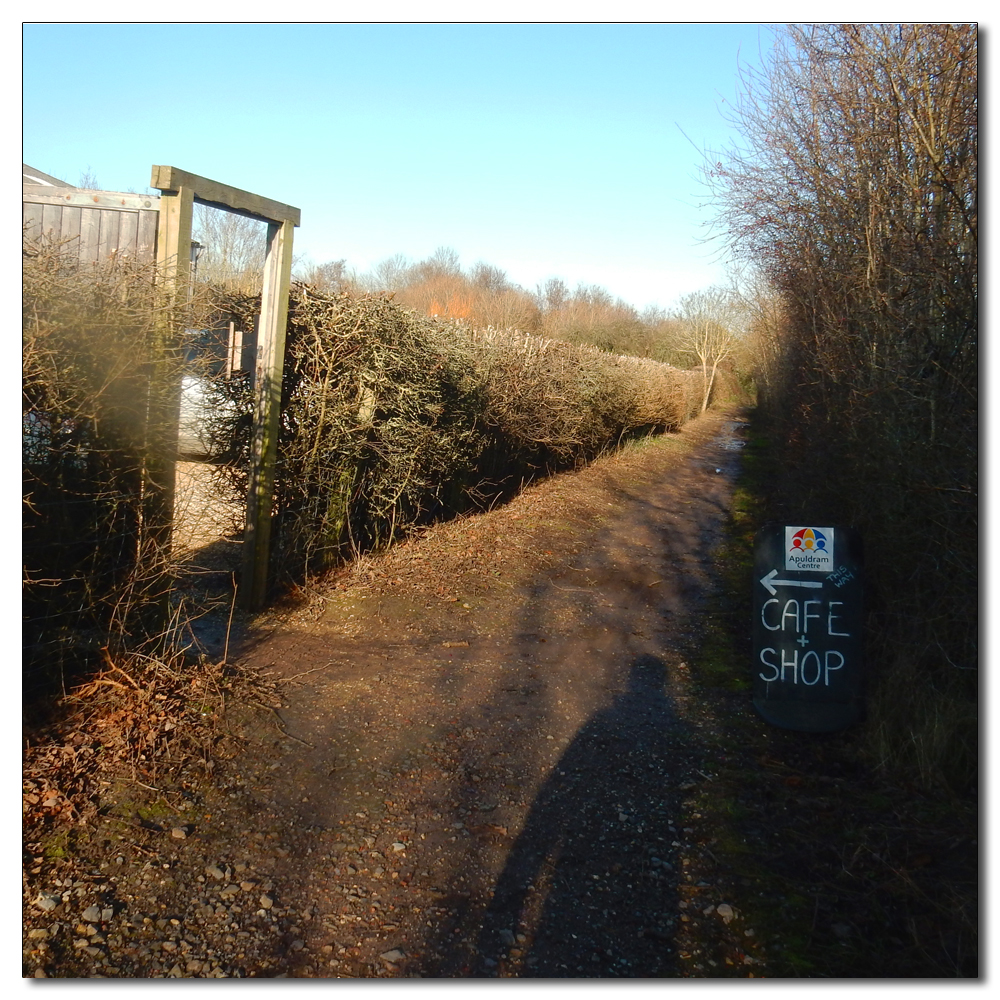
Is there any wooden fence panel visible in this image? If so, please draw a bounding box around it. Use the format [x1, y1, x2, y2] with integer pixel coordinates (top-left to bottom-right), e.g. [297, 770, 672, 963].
[62, 205, 82, 245]
[42, 203, 63, 241]
[78, 207, 100, 264]
[117, 210, 138, 254]
[98, 209, 121, 258]
[22, 186, 161, 263]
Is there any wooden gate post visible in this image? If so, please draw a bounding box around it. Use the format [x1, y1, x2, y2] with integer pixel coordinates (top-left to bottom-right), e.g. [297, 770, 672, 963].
[147, 181, 194, 615]
[150, 166, 299, 613]
[243, 219, 295, 610]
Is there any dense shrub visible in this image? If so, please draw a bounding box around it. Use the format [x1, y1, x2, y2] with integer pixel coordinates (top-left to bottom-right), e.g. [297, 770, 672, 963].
[712, 24, 977, 791]
[22, 240, 195, 698]
[208, 285, 709, 583]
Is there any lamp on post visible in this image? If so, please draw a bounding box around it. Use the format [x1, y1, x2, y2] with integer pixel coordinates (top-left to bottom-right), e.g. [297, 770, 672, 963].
[189, 240, 205, 288]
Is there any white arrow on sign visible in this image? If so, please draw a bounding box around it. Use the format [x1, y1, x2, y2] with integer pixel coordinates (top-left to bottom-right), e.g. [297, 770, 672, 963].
[760, 569, 824, 596]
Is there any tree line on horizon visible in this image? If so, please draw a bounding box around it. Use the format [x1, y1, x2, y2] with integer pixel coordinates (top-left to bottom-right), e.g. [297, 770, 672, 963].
[194, 208, 751, 397]
[58, 166, 737, 374]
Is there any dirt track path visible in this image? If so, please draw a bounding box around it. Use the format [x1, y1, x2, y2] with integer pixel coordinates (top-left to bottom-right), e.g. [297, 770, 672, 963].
[209, 408, 766, 977]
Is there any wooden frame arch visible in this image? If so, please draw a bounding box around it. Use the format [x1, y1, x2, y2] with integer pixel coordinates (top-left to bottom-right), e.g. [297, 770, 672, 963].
[151, 166, 300, 611]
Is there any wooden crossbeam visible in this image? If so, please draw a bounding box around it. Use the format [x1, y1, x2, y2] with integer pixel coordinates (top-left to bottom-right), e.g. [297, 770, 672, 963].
[151, 165, 300, 226]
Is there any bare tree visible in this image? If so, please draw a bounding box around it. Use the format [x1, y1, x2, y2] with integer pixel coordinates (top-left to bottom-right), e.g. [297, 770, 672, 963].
[363, 253, 409, 293]
[77, 166, 101, 190]
[538, 277, 569, 313]
[192, 204, 267, 292]
[473, 288, 542, 333]
[706, 23, 978, 789]
[470, 261, 511, 294]
[297, 258, 348, 293]
[412, 246, 462, 283]
[674, 286, 742, 411]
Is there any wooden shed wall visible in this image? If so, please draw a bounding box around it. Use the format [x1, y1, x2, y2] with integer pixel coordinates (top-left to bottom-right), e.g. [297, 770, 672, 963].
[22, 186, 160, 263]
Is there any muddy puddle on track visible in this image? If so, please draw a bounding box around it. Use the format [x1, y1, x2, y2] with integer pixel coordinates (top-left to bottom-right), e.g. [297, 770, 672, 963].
[221, 410, 765, 977]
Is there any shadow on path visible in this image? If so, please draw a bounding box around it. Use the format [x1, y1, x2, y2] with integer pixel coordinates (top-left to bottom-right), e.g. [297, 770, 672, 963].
[473, 655, 695, 977]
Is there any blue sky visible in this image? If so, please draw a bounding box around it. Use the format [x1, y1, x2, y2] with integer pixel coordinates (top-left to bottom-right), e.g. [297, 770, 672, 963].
[24, 22, 772, 312]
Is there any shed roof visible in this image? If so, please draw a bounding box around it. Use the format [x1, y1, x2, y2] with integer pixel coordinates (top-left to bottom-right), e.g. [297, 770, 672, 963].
[23, 163, 75, 188]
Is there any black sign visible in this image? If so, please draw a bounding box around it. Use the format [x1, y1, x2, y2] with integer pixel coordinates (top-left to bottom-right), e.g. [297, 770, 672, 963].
[752, 524, 864, 732]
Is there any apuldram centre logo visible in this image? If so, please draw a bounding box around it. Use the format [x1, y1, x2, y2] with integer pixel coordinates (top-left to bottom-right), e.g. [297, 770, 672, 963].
[785, 526, 834, 572]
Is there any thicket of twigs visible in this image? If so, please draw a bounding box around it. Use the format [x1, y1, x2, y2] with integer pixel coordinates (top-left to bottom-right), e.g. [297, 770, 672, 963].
[22, 236, 709, 704]
[208, 285, 707, 584]
[22, 239, 273, 844]
[712, 24, 977, 792]
[22, 238, 214, 704]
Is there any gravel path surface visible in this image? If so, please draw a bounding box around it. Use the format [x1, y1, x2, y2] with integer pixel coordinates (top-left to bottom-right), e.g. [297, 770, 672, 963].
[25, 409, 769, 978]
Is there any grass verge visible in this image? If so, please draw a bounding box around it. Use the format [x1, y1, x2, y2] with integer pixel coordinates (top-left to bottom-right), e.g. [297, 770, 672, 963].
[683, 407, 978, 978]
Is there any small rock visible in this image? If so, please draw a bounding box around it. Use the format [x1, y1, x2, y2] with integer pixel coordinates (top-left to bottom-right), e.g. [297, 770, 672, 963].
[81, 905, 102, 922]
[391, 842, 406, 852]
[34, 969, 47, 978]
[240, 880, 258, 892]
[171, 827, 188, 840]
[205, 865, 225, 880]
[35, 893, 60, 912]
[28, 928, 49, 940]
[220, 884, 240, 898]
[290, 939, 304, 951]
[716, 903, 735, 923]
[101, 907, 114, 922]
[498, 928, 515, 946]
[379, 948, 405, 964]
[260, 895, 274, 909]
